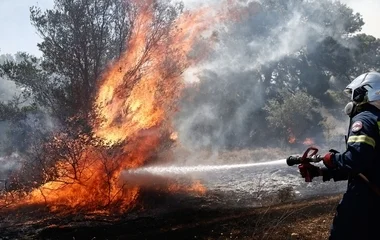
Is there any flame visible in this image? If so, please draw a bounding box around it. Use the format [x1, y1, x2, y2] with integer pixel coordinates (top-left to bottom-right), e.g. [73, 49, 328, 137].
[5, 0, 216, 213]
[188, 181, 207, 194]
[94, 2, 217, 145]
[1, 0, 257, 213]
[21, 146, 140, 212]
[303, 138, 315, 146]
[168, 181, 206, 195]
[287, 128, 296, 144]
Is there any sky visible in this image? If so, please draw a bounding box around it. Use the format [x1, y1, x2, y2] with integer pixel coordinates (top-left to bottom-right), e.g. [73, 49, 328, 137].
[340, 0, 380, 38]
[0, 0, 54, 56]
[0, 0, 379, 56]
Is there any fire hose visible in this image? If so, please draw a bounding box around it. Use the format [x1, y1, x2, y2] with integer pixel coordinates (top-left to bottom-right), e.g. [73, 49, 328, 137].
[287, 147, 380, 196]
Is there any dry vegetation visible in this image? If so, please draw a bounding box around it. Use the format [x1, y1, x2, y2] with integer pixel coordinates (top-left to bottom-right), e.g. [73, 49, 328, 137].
[0, 191, 341, 240]
[0, 147, 341, 240]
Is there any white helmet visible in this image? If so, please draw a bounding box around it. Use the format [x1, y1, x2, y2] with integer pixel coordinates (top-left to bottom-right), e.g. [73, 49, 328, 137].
[345, 71, 380, 103]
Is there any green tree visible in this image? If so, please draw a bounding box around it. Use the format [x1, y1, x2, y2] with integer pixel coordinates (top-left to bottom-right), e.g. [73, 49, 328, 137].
[263, 90, 322, 144]
[1, 0, 135, 121]
[350, 34, 380, 74]
[29, 0, 136, 115]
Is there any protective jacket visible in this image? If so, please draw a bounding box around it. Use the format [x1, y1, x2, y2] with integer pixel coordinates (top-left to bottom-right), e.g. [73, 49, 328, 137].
[322, 104, 380, 240]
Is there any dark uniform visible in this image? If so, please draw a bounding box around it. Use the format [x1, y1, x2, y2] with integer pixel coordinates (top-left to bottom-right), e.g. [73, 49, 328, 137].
[322, 104, 380, 239]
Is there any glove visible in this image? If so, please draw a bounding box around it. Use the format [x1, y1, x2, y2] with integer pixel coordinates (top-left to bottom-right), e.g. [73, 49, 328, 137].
[323, 149, 339, 169]
[299, 163, 321, 182]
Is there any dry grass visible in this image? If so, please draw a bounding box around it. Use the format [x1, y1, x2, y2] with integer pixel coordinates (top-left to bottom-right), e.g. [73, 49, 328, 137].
[0, 193, 342, 239]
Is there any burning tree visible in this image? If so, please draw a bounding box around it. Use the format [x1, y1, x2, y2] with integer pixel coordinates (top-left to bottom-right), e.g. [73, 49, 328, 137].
[0, 0, 225, 213]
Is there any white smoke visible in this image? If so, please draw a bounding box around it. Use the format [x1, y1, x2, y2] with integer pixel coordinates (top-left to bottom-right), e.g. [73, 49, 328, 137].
[0, 153, 22, 182]
[174, 0, 361, 164]
[0, 54, 23, 102]
[0, 78, 21, 102]
[182, 0, 221, 9]
[0, 54, 56, 178]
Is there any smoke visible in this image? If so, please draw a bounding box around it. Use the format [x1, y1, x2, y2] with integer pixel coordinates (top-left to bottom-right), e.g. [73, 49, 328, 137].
[0, 78, 21, 103]
[182, 0, 220, 9]
[0, 54, 56, 178]
[174, 0, 356, 162]
[0, 54, 23, 102]
[0, 153, 22, 187]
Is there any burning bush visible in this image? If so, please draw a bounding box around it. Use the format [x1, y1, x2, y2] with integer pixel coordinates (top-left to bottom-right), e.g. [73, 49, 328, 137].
[0, 0, 227, 213]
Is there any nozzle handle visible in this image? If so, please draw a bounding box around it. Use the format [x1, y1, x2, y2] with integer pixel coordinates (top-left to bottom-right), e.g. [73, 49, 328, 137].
[286, 156, 302, 166]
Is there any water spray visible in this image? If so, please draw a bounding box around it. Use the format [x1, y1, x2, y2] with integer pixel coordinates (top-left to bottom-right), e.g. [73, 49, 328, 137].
[120, 159, 287, 188]
[128, 159, 286, 176]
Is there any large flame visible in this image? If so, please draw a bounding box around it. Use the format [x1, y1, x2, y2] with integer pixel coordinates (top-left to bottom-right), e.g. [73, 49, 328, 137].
[2, 0, 217, 213]
[94, 2, 216, 145]
[1, 0, 255, 213]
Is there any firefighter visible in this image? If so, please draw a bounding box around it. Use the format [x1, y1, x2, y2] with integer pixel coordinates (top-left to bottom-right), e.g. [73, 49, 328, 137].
[303, 71, 380, 240]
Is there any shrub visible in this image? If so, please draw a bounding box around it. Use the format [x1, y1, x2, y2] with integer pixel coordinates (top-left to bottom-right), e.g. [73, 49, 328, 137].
[264, 90, 323, 145]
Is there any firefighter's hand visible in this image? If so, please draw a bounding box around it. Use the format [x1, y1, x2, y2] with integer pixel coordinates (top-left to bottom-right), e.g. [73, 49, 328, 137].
[323, 149, 339, 169]
[299, 164, 321, 181]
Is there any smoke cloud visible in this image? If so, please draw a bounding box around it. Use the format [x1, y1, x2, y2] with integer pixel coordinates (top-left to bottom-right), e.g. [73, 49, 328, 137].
[0, 54, 23, 102]
[0, 54, 56, 178]
[174, 0, 357, 163]
[0, 78, 21, 103]
[0, 153, 22, 188]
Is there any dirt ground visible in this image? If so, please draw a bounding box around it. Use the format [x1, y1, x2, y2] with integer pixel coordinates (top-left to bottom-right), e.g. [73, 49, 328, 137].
[0, 192, 341, 240]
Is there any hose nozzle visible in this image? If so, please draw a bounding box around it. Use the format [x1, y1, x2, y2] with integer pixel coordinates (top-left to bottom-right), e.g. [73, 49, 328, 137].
[286, 154, 323, 166]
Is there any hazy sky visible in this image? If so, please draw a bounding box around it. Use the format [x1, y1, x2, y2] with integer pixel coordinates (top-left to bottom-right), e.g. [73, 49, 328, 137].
[0, 0, 379, 56]
[0, 0, 54, 56]
[340, 0, 380, 38]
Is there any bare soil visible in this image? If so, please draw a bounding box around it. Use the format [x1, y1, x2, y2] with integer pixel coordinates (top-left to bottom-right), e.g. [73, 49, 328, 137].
[0, 192, 341, 240]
